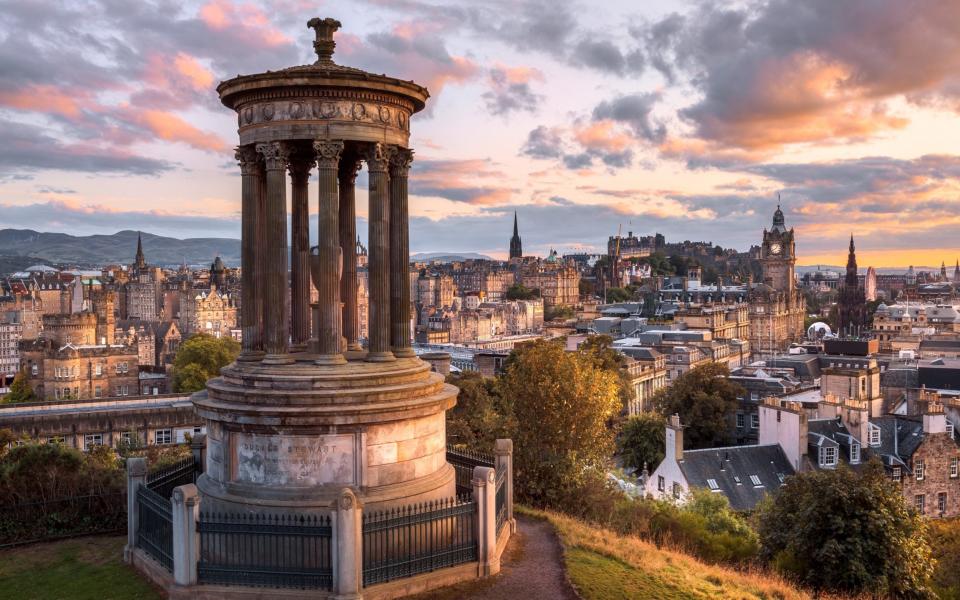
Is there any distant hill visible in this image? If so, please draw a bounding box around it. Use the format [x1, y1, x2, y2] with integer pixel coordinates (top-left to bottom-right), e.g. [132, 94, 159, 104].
[410, 252, 493, 262]
[0, 229, 240, 269]
[0, 255, 55, 276]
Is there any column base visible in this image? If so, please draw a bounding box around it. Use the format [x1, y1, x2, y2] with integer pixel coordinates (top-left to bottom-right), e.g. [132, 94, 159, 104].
[315, 353, 348, 366]
[289, 343, 308, 353]
[347, 341, 363, 352]
[262, 353, 295, 365]
[392, 347, 416, 358]
[366, 351, 396, 363]
[237, 350, 265, 362]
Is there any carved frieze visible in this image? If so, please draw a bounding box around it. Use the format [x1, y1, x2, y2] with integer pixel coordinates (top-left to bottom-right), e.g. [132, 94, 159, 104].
[235, 99, 412, 133]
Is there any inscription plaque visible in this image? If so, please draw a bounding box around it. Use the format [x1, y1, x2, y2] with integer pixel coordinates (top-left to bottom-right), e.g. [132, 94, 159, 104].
[235, 433, 355, 486]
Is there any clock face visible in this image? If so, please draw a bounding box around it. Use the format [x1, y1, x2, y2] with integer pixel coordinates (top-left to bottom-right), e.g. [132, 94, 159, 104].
[770, 243, 782, 255]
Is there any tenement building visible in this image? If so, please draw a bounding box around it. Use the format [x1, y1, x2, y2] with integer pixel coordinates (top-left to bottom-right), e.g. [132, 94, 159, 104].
[748, 206, 806, 357]
[122, 233, 163, 321]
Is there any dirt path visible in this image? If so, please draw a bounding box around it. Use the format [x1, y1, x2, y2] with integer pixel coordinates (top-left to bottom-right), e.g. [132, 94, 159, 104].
[411, 515, 579, 600]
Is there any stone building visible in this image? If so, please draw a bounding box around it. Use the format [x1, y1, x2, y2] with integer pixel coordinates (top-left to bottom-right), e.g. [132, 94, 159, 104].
[0, 319, 22, 387]
[179, 283, 238, 338]
[415, 271, 457, 308]
[518, 255, 580, 308]
[621, 347, 668, 415]
[123, 233, 163, 321]
[115, 320, 181, 369]
[748, 206, 805, 357]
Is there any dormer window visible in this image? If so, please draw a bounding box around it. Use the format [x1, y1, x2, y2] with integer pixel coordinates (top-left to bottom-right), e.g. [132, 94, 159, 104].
[868, 423, 881, 447]
[819, 446, 837, 468]
[750, 475, 762, 487]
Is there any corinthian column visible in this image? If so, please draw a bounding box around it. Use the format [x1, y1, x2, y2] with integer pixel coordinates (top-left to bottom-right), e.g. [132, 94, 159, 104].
[256, 141, 293, 365]
[389, 147, 415, 357]
[365, 143, 394, 362]
[313, 139, 346, 365]
[236, 145, 264, 361]
[289, 154, 312, 353]
[339, 151, 363, 352]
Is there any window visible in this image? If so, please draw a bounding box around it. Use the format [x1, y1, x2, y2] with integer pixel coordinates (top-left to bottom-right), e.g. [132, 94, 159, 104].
[121, 385, 129, 396]
[94, 385, 102, 398]
[47, 436, 64, 445]
[868, 424, 881, 447]
[820, 446, 837, 467]
[193, 426, 203, 435]
[776, 410, 781, 423]
[751, 413, 759, 429]
[949, 422, 956, 440]
[120, 432, 134, 446]
[915, 494, 926, 514]
[916, 459, 925, 481]
[893, 467, 902, 482]
[94, 363, 102, 376]
[672, 482, 681, 499]
[31, 364, 38, 376]
[736, 412, 745, 428]
[155, 429, 172, 445]
[953, 458, 959, 479]
[707, 479, 719, 490]
[850, 443, 860, 464]
[750, 475, 762, 487]
[657, 475, 665, 492]
[733, 476, 742, 485]
[777, 472, 786, 483]
[84, 433, 103, 449]
[939, 492, 948, 515]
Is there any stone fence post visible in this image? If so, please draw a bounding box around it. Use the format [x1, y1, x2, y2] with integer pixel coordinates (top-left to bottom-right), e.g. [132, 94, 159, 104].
[190, 433, 206, 472]
[172, 484, 200, 586]
[494, 438, 515, 533]
[335, 488, 363, 599]
[124, 457, 147, 563]
[472, 466, 499, 577]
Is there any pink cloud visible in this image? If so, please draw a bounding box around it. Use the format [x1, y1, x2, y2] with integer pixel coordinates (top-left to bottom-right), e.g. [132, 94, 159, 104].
[198, 0, 290, 47]
[0, 85, 91, 121]
[136, 110, 228, 152]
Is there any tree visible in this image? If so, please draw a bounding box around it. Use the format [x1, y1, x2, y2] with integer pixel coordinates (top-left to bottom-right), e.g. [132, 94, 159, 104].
[172, 333, 240, 393]
[756, 463, 935, 598]
[605, 287, 632, 302]
[498, 339, 620, 508]
[445, 371, 511, 452]
[505, 283, 539, 301]
[578, 334, 632, 411]
[652, 363, 743, 449]
[617, 413, 665, 473]
[3, 369, 35, 404]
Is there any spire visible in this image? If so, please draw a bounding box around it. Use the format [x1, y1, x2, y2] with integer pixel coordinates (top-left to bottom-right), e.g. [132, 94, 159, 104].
[134, 231, 147, 271]
[771, 200, 786, 233]
[845, 234, 858, 286]
[509, 212, 522, 259]
[513, 211, 519, 237]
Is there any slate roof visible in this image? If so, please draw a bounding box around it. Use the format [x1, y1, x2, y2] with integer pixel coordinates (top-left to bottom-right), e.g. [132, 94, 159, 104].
[679, 444, 794, 511]
[871, 416, 926, 465]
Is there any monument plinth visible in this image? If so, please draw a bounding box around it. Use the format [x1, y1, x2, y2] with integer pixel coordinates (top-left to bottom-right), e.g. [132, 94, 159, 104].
[194, 18, 456, 514]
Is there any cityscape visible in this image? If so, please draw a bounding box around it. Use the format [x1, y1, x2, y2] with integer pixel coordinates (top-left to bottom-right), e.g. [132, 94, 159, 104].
[1, 2, 959, 599]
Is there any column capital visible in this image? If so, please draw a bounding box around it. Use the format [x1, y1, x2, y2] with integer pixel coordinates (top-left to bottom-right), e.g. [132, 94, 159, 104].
[313, 139, 345, 170]
[388, 146, 414, 177]
[338, 154, 363, 184]
[256, 141, 292, 171]
[235, 145, 260, 175]
[288, 151, 313, 183]
[365, 142, 390, 174]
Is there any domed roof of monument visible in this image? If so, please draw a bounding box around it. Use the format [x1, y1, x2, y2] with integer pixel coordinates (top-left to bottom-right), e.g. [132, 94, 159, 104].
[217, 17, 430, 113]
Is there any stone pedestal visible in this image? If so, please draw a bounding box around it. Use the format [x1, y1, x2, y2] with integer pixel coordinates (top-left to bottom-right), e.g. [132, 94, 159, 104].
[193, 356, 457, 514]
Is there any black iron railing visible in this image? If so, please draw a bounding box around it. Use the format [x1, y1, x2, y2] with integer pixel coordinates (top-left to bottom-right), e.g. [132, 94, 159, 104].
[147, 456, 198, 499]
[446, 446, 494, 496]
[197, 512, 333, 590]
[136, 484, 173, 571]
[362, 496, 478, 586]
[0, 492, 126, 547]
[495, 467, 507, 535]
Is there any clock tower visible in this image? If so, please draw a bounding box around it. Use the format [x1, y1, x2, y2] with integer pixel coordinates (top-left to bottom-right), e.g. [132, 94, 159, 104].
[761, 205, 796, 293]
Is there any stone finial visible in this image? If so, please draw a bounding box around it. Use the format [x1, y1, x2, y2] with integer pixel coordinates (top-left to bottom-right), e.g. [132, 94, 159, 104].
[308, 17, 341, 65]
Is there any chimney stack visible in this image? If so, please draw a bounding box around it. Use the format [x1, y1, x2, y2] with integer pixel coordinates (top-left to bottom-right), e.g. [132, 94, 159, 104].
[666, 413, 683, 462]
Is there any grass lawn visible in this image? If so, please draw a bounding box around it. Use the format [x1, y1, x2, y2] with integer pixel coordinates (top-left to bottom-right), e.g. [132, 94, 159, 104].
[0, 535, 162, 600]
[522, 507, 815, 600]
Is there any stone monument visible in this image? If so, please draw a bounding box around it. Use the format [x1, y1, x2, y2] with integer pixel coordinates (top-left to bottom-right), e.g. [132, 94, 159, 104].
[193, 17, 458, 514]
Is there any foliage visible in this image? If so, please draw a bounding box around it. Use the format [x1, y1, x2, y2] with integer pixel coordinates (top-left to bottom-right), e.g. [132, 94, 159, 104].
[505, 283, 539, 301]
[545, 304, 575, 321]
[3, 369, 35, 404]
[0, 536, 163, 600]
[498, 339, 620, 508]
[652, 363, 743, 449]
[928, 518, 960, 599]
[639, 252, 674, 277]
[172, 333, 240, 393]
[445, 371, 512, 452]
[529, 506, 806, 600]
[578, 334, 633, 411]
[605, 287, 632, 303]
[756, 462, 935, 598]
[578, 278, 596, 298]
[617, 413, 665, 473]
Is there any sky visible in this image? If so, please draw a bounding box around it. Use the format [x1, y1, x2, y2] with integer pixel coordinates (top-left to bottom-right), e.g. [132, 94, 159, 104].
[1, 0, 960, 268]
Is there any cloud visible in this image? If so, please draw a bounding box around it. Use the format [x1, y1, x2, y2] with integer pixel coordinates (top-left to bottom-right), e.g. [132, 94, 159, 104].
[0, 119, 175, 176]
[639, 0, 960, 152]
[569, 39, 644, 76]
[410, 158, 514, 205]
[482, 65, 544, 116]
[592, 92, 665, 142]
[520, 126, 563, 160]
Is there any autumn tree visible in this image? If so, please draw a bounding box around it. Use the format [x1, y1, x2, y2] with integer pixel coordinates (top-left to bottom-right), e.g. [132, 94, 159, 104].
[172, 333, 240, 393]
[3, 369, 35, 404]
[757, 462, 934, 598]
[498, 339, 620, 508]
[578, 334, 632, 412]
[617, 413, 665, 473]
[445, 371, 511, 452]
[652, 362, 743, 449]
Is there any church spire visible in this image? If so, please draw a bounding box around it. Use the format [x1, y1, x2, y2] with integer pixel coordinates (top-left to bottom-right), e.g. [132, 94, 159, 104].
[134, 231, 147, 272]
[845, 234, 858, 287]
[509, 212, 523, 259]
